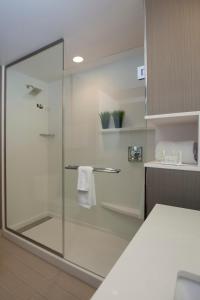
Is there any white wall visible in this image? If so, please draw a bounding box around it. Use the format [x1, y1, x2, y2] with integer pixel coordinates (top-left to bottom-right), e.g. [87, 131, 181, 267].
[63, 48, 145, 240]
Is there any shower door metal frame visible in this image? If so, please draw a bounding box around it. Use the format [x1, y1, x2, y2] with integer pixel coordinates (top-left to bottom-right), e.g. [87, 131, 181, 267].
[3, 38, 65, 257]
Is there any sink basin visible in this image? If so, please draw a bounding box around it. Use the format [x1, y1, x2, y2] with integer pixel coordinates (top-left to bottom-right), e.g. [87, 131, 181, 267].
[174, 271, 200, 300]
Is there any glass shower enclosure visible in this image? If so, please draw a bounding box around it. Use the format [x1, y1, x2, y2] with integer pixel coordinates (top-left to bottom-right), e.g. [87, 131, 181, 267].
[5, 40, 64, 255]
[5, 40, 147, 278]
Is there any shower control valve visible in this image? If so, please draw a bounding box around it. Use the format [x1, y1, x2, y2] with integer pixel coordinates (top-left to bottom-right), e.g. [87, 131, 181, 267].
[128, 146, 143, 162]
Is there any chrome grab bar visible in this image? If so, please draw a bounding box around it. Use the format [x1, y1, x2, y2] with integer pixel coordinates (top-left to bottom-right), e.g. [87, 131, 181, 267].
[65, 165, 121, 174]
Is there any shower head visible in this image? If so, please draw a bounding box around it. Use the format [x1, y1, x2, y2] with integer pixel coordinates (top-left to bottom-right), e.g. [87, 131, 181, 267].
[26, 84, 42, 96]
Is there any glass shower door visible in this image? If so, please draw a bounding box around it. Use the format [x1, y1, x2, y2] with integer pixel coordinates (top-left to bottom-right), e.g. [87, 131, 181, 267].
[5, 40, 64, 255]
[64, 48, 147, 277]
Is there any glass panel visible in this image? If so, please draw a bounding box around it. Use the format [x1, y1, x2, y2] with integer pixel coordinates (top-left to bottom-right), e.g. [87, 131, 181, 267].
[6, 41, 64, 255]
[64, 48, 146, 276]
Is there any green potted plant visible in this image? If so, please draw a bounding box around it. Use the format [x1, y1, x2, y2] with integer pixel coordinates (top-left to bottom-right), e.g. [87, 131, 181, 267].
[112, 110, 125, 128]
[99, 111, 111, 129]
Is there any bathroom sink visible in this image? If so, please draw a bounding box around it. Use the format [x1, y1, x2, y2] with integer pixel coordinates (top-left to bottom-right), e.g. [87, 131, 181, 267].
[174, 271, 200, 300]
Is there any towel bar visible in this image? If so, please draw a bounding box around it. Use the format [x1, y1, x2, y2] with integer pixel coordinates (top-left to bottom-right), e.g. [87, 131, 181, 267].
[65, 165, 121, 174]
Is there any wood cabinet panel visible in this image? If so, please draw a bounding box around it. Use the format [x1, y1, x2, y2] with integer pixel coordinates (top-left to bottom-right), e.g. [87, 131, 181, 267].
[146, 0, 200, 115]
[145, 168, 200, 217]
[0, 66, 1, 229]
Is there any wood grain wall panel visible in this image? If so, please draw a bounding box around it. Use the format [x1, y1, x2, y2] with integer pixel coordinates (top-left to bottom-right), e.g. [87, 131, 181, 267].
[0, 66, 1, 229]
[146, 0, 200, 115]
[145, 168, 200, 217]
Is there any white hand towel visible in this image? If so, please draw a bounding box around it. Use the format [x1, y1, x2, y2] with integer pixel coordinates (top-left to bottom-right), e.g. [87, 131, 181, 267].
[77, 166, 96, 209]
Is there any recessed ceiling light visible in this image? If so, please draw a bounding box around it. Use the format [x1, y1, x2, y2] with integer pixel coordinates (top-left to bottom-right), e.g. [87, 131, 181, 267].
[73, 56, 84, 63]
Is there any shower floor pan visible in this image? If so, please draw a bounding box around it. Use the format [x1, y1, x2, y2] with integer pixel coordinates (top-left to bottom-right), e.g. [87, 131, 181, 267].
[23, 217, 129, 277]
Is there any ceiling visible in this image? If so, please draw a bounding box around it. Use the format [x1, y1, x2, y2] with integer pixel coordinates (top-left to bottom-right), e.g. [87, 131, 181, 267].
[0, 0, 144, 69]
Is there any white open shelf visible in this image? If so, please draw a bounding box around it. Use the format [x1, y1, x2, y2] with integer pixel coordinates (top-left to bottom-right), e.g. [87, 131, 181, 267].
[101, 202, 142, 219]
[144, 161, 200, 172]
[145, 111, 200, 171]
[100, 126, 153, 133]
[145, 111, 200, 127]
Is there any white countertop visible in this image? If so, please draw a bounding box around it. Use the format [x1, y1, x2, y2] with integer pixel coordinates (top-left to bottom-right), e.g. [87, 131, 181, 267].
[91, 204, 200, 300]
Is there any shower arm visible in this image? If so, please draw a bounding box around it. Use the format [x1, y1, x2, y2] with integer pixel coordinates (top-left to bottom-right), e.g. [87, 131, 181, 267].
[65, 165, 121, 174]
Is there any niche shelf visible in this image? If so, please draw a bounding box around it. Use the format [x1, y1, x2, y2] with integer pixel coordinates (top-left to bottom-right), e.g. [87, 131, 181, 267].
[101, 202, 142, 219]
[100, 126, 153, 133]
[39, 133, 55, 137]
